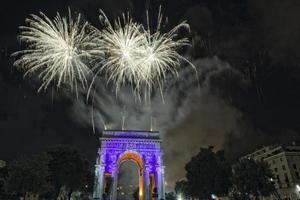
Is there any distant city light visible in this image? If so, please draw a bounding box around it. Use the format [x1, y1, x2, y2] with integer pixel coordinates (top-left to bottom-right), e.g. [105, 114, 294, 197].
[177, 193, 183, 200]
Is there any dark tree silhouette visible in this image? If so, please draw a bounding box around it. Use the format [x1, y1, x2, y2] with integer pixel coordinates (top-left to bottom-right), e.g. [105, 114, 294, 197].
[4, 153, 52, 199]
[0, 164, 9, 199]
[46, 145, 93, 200]
[231, 158, 275, 199]
[165, 192, 176, 200]
[185, 147, 231, 199]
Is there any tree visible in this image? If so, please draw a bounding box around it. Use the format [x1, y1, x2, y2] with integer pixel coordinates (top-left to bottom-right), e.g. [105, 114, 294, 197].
[5, 153, 52, 199]
[0, 165, 9, 199]
[165, 192, 176, 200]
[46, 145, 94, 200]
[231, 158, 275, 199]
[185, 147, 231, 199]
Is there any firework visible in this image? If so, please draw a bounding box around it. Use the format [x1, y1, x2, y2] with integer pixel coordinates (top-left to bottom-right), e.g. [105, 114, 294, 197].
[92, 8, 195, 99]
[91, 11, 145, 93]
[138, 9, 192, 95]
[13, 9, 100, 93]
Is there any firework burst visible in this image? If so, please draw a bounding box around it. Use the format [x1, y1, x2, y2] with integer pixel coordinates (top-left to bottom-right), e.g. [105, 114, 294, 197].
[90, 11, 145, 93]
[13, 9, 100, 93]
[92, 8, 195, 99]
[138, 9, 192, 96]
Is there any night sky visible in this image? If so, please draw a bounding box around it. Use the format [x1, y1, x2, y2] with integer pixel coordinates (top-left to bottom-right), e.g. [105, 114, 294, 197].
[1, 0, 300, 190]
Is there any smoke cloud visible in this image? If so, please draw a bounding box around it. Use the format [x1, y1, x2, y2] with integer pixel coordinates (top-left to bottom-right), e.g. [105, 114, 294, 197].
[70, 56, 246, 190]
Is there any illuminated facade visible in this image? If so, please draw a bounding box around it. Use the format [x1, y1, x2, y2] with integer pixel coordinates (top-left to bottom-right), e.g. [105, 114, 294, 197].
[243, 145, 300, 199]
[93, 130, 165, 200]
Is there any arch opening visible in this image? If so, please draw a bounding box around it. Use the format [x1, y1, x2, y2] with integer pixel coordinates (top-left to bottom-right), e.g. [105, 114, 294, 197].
[117, 160, 139, 200]
[117, 151, 143, 200]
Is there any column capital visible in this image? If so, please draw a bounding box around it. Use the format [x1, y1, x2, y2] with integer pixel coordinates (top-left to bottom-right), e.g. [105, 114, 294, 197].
[144, 164, 151, 171]
[155, 164, 163, 170]
[161, 165, 165, 171]
[95, 163, 106, 167]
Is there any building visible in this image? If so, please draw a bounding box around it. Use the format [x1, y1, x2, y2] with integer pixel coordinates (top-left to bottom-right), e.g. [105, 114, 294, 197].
[243, 144, 300, 200]
[93, 130, 165, 200]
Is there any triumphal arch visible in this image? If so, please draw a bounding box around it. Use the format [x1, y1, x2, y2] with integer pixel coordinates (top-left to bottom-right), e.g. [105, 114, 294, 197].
[93, 130, 165, 200]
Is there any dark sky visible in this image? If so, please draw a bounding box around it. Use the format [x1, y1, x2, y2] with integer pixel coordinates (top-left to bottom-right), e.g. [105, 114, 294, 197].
[1, 0, 300, 190]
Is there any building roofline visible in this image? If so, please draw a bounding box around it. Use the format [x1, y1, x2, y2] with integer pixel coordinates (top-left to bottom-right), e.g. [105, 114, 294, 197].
[101, 130, 161, 139]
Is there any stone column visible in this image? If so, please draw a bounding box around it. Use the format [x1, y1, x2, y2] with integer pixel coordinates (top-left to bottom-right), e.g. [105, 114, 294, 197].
[111, 162, 119, 200]
[138, 169, 143, 200]
[93, 164, 101, 199]
[160, 166, 165, 200]
[143, 165, 150, 200]
[98, 165, 106, 200]
[155, 165, 165, 200]
[155, 166, 162, 199]
[93, 156, 106, 200]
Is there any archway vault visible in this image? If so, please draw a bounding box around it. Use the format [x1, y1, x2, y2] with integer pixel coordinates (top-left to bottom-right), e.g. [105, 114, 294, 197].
[118, 151, 143, 200]
[118, 151, 143, 170]
[93, 130, 165, 200]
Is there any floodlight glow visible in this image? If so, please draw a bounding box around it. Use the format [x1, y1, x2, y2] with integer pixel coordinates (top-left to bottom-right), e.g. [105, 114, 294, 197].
[177, 193, 183, 200]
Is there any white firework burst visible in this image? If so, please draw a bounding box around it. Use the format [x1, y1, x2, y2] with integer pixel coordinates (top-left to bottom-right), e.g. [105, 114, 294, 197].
[92, 8, 196, 99]
[138, 9, 192, 95]
[13, 9, 100, 93]
[92, 11, 145, 92]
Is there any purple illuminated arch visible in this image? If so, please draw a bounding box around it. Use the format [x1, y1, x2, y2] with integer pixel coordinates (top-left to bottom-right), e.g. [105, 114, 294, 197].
[93, 130, 165, 200]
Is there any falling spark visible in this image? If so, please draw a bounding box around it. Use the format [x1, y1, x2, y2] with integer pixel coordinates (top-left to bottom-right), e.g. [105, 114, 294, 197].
[13, 9, 101, 93]
[122, 115, 126, 130]
[150, 116, 153, 131]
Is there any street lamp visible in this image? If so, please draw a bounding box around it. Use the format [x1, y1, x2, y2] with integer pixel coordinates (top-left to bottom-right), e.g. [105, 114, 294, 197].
[177, 193, 183, 200]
